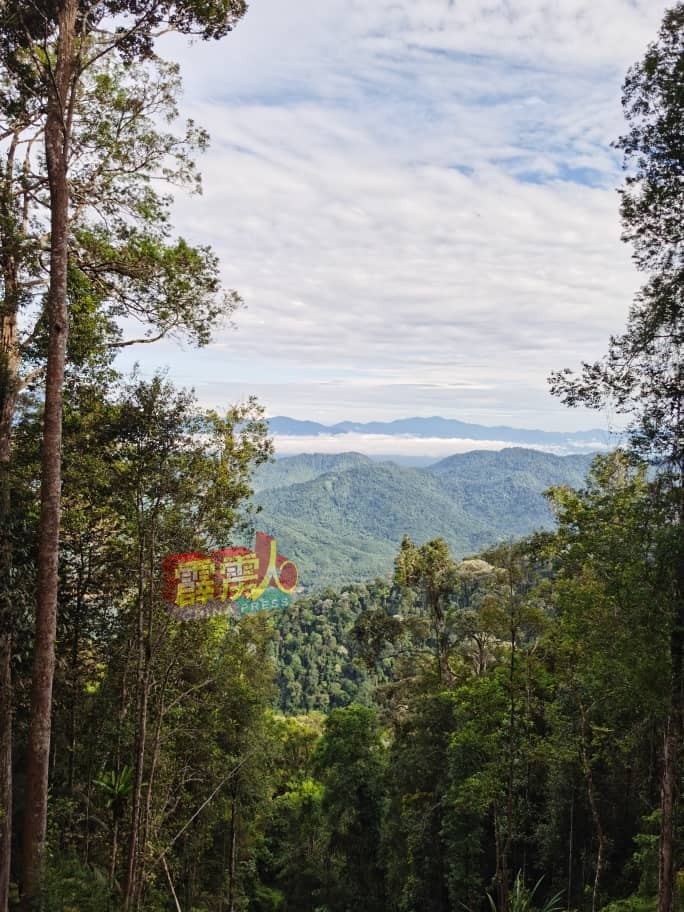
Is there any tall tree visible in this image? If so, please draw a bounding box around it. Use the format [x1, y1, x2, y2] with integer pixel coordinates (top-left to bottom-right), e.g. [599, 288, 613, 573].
[394, 536, 459, 686]
[0, 67, 43, 912]
[544, 454, 669, 912]
[8, 370, 272, 908]
[0, 0, 248, 904]
[106, 376, 271, 910]
[315, 705, 387, 912]
[550, 7, 683, 911]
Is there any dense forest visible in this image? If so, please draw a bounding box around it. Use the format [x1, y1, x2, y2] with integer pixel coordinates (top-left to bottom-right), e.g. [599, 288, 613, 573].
[0, 2, 682, 912]
[252, 449, 594, 587]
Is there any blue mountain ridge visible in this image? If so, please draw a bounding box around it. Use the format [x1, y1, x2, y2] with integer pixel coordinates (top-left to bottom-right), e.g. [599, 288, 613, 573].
[267, 415, 613, 446]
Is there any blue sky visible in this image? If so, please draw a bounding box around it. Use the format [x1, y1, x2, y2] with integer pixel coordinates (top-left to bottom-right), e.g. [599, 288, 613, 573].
[115, 0, 671, 435]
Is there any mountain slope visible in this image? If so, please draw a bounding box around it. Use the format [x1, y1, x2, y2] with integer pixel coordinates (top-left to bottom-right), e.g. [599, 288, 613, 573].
[253, 448, 595, 588]
[256, 461, 487, 586]
[252, 452, 374, 492]
[427, 448, 592, 538]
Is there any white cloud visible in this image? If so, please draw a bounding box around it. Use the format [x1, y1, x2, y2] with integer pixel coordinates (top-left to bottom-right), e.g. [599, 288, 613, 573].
[271, 433, 515, 459]
[271, 432, 610, 460]
[116, 0, 672, 428]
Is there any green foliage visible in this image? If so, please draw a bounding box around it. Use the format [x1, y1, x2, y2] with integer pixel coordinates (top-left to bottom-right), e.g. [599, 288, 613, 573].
[7, 428, 677, 912]
[43, 855, 115, 912]
[2, 5, 680, 911]
[94, 766, 133, 816]
[600, 898, 657, 912]
[615, 3, 683, 276]
[314, 705, 387, 912]
[487, 873, 564, 912]
[271, 582, 393, 713]
[629, 812, 660, 898]
[550, 5, 682, 472]
[254, 450, 593, 588]
[6, 368, 277, 910]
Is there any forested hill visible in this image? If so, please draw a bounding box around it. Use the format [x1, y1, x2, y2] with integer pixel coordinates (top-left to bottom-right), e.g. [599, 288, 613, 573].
[252, 452, 373, 492]
[253, 447, 594, 587]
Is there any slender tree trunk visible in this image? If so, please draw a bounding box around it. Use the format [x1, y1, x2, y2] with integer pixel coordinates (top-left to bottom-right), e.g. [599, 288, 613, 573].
[123, 543, 152, 912]
[658, 578, 683, 912]
[0, 365, 16, 912]
[579, 705, 606, 912]
[22, 4, 77, 902]
[1, 119, 45, 909]
[499, 567, 520, 912]
[0, 127, 21, 912]
[0, 635, 11, 912]
[658, 467, 684, 912]
[138, 664, 170, 906]
[658, 703, 678, 912]
[493, 802, 506, 912]
[67, 579, 84, 796]
[109, 818, 119, 891]
[108, 639, 132, 891]
[162, 856, 182, 912]
[227, 787, 238, 912]
[431, 595, 453, 687]
[124, 649, 150, 911]
[84, 753, 93, 865]
[500, 625, 517, 912]
[567, 786, 574, 911]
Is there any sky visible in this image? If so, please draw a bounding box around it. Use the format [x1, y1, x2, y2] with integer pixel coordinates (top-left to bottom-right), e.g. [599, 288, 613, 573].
[114, 0, 671, 435]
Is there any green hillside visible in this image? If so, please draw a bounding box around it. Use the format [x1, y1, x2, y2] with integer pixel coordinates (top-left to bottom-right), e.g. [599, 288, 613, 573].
[252, 452, 374, 492]
[428, 448, 593, 538]
[254, 448, 594, 588]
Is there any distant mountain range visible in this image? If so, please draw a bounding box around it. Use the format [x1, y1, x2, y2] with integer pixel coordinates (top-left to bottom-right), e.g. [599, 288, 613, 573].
[251, 448, 596, 588]
[267, 415, 612, 449]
